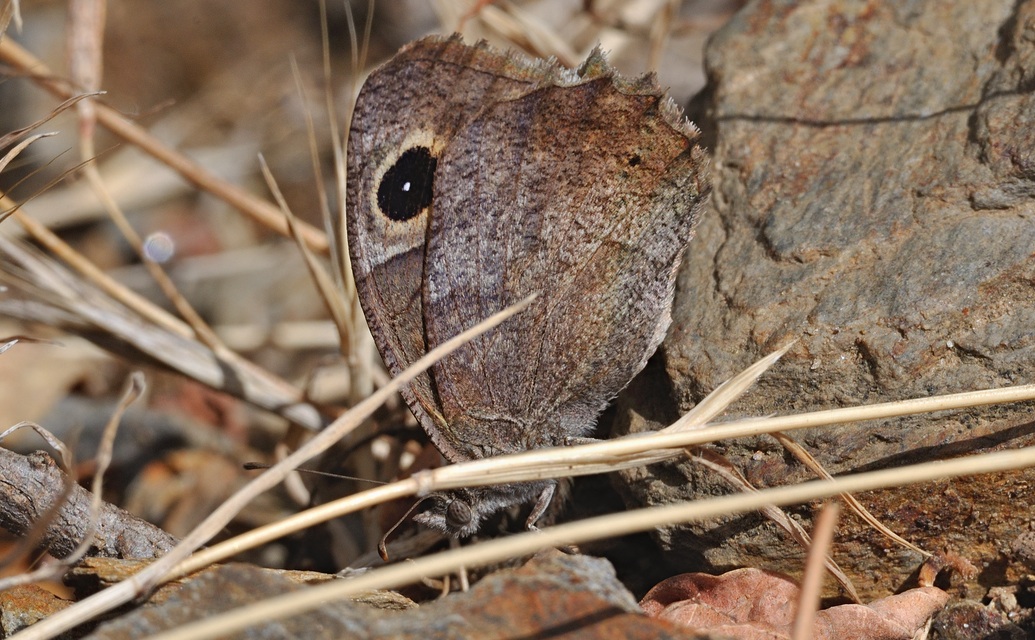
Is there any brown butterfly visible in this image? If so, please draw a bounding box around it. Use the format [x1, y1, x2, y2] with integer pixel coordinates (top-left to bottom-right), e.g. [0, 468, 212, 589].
[347, 35, 709, 537]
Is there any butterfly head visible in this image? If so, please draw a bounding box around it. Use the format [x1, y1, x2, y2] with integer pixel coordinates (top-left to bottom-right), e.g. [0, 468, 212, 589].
[413, 481, 556, 538]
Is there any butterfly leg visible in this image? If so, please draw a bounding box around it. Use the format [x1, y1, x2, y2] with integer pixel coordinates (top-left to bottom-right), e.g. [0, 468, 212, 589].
[527, 481, 582, 554]
[450, 537, 470, 592]
[525, 481, 557, 531]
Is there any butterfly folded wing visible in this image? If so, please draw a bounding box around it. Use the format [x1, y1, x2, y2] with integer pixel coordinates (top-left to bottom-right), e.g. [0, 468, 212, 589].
[347, 36, 710, 536]
[422, 70, 709, 459]
[346, 36, 555, 462]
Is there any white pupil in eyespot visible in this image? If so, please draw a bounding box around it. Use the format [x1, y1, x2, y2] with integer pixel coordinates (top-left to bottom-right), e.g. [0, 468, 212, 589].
[402, 181, 412, 192]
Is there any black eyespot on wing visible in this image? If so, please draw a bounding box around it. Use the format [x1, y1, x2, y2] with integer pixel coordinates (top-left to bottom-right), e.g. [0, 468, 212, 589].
[377, 146, 437, 222]
[628, 153, 642, 167]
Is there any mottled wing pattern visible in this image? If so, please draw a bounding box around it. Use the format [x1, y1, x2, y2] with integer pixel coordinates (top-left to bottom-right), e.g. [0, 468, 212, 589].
[346, 36, 563, 461]
[422, 61, 708, 458]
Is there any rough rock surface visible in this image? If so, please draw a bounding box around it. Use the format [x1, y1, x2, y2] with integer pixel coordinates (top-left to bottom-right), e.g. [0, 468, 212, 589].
[615, 0, 1035, 601]
[82, 552, 696, 639]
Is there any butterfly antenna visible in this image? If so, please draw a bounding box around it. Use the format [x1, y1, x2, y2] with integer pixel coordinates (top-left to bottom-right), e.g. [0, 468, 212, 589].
[241, 462, 385, 485]
[378, 496, 434, 561]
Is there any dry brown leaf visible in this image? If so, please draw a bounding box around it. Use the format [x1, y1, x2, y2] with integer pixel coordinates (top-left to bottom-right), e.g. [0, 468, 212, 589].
[641, 568, 949, 640]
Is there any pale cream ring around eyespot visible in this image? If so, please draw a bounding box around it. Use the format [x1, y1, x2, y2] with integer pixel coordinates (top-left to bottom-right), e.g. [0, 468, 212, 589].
[368, 129, 447, 264]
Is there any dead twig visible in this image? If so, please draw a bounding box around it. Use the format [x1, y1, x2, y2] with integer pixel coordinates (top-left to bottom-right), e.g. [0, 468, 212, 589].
[0, 448, 177, 563]
[0, 37, 328, 252]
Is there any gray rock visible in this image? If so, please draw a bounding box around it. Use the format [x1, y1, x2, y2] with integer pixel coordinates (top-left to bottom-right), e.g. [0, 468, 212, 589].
[0, 585, 72, 639]
[82, 552, 695, 639]
[615, 0, 1035, 601]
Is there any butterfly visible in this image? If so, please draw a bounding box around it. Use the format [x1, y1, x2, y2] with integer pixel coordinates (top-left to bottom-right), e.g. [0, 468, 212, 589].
[346, 35, 709, 537]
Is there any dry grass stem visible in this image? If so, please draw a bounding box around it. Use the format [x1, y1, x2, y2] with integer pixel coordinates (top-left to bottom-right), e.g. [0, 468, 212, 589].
[0, 0, 20, 34]
[174, 481, 417, 580]
[468, 2, 581, 65]
[325, 0, 378, 406]
[391, 381, 1035, 495]
[67, 0, 104, 112]
[663, 341, 795, 432]
[0, 422, 75, 589]
[773, 432, 928, 557]
[0, 373, 149, 592]
[79, 149, 228, 352]
[164, 355, 1035, 583]
[0, 337, 17, 355]
[689, 450, 859, 601]
[0, 94, 96, 151]
[0, 422, 71, 468]
[793, 502, 841, 640]
[67, 0, 227, 352]
[0, 134, 57, 198]
[647, 0, 679, 71]
[259, 155, 350, 353]
[10, 295, 537, 640]
[0, 37, 328, 252]
[3, 198, 201, 339]
[66, 372, 145, 564]
[147, 445, 1035, 640]
[287, 58, 353, 340]
[0, 235, 323, 430]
